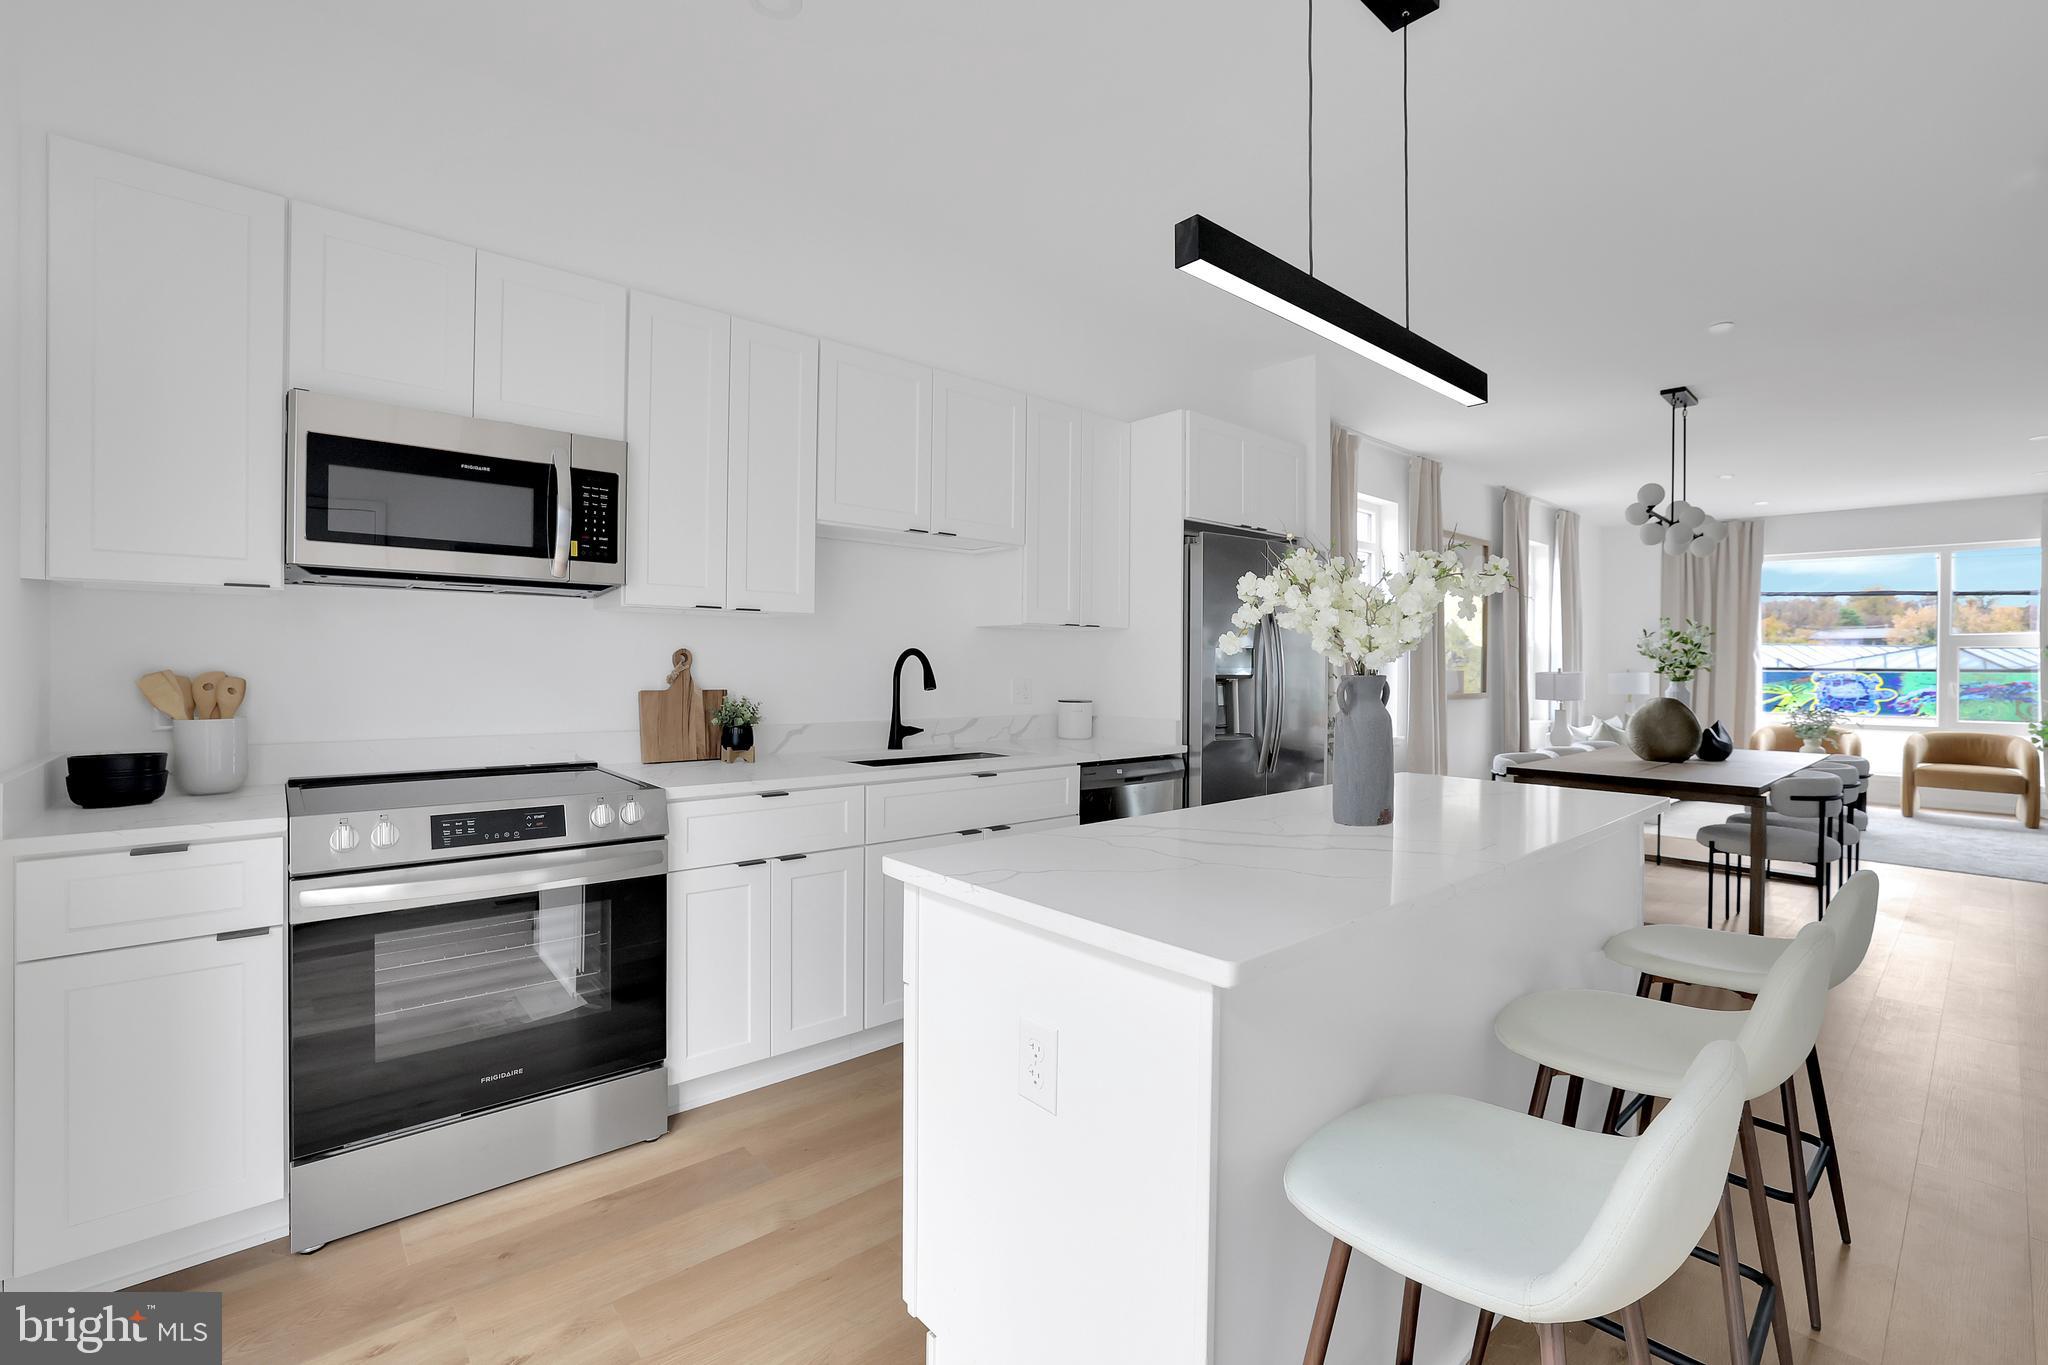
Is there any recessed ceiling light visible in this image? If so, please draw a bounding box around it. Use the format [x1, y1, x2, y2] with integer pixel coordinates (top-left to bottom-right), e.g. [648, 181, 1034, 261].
[1753, 500, 1770, 506]
[2029, 434, 2048, 441]
[1718, 473, 1733, 480]
[1707, 321, 1737, 334]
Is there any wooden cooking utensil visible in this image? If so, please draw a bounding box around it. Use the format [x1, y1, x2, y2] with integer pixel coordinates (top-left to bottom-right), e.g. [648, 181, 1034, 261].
[192, 671, 227, 721]
[217, 677, 246, 719]
[174, 674, 195, 720]
[136, 670, 190, 721]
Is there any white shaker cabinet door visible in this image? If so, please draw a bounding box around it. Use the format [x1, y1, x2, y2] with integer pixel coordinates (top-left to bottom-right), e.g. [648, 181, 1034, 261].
[288, 202, 475, 414]
[621, 292, 731, 610]
[45, 137, 286, 588]
[1241, 431, 1308, 539]
[727, 320, 818, 614]
[770, 846, 864, 1055]
[1083, 413, 1131, 628]
[817, 342, 932, 534]
[668, 863, 774, 1081]
[474, 252, 627, 438]
[930, 372, 1027, 546]
[1182, 412, 1246, 528]
[1022, 398, 1085, 626]
[13, 929, 285, 1277]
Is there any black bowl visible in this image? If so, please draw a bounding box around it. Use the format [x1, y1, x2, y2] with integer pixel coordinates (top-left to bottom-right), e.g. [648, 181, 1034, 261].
[66, 770, 169, 809]
[67, 751, 169, 779]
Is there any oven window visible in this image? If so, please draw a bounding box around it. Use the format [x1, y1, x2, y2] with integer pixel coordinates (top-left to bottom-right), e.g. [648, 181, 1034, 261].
[305, 432, 552, 557]
[373, 891, 607, 1062]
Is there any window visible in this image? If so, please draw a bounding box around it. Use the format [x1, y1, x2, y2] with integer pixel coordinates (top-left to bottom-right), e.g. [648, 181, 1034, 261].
[1527, 534, 1556, 735]
[1355, 491, 1402, 733]
[1760, 543, 2041, 728]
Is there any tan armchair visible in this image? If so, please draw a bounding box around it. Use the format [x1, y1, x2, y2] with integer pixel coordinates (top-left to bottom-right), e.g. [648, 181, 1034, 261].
[1902, 731, 2041, 828]
[1748, 724, 1864, 757]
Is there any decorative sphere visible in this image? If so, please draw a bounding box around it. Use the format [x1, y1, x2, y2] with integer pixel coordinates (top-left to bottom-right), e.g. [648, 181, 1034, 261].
[1701, 518, 1727, 543]
[1628, 699, 1704, 761]
[1677, 502, 1707, 529]
[1624, 503, 1650, 526]
[1687, 535, 1714, 558]
[1663, 525, 1692, 555]
[1636, 482, 1665, 506]
[1638, 521, 1666, 546]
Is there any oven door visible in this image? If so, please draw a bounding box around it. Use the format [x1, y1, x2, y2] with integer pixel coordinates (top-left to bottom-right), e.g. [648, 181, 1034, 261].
[288, 842, 666, 1162]
[288, 389, 573, 586]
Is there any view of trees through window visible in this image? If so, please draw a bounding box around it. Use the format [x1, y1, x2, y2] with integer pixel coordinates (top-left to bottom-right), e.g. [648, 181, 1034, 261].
[1760, 546, 2041, 723]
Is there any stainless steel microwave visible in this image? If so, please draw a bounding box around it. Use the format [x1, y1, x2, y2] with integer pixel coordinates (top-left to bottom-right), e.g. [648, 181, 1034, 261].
[286, 390, 626, 595]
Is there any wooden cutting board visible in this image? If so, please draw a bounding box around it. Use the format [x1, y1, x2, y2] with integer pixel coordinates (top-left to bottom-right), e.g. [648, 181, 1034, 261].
[638, 648, 726, 763]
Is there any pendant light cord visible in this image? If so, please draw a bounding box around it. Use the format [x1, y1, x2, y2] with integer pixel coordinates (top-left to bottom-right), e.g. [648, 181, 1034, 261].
[1403, 25, 1411, 328]
[1306, 0, 1315, 276]
[1668, 405, 1677, 516]
[1681, 404, 1690, 501]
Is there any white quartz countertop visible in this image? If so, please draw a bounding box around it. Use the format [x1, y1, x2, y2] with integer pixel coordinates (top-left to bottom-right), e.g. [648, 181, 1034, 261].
[883, 775, 1668, 988]
[1, 736, 1184, 856]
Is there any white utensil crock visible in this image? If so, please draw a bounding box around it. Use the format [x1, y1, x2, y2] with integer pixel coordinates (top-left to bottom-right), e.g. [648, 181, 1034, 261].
[1056, 699, 1094, 741]
[171, 718, 247, 795]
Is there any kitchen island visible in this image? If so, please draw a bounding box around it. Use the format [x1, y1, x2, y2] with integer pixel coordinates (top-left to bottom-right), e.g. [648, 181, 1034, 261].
[884, 774, 1667, 1365]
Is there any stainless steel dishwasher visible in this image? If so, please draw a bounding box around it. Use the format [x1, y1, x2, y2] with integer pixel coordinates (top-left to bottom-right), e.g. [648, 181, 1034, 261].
[1078, 756, 1188, 824]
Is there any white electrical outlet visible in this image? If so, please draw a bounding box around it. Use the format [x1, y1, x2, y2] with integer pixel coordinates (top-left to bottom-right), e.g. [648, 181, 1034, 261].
[1011, 677, 1033, 705]
[1018, 1020, 1058, 1114]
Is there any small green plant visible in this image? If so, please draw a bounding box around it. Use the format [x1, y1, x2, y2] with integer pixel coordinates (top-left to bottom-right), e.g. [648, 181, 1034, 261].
[1783, 702, 1848, 745]
[712, 695, 761, 727]
[2029, 713, 2046, 755]
[1637, 617, 1715, 683]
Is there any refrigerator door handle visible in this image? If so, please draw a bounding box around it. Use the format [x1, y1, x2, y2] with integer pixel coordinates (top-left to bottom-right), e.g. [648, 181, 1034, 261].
[1253, 614, 1280, 776]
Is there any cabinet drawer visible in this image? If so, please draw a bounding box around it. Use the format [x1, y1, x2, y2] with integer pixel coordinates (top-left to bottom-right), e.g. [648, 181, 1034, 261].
[864, 765, 1080, 844]
[15, 839, 284, 963]
[668, 786, 865, 871]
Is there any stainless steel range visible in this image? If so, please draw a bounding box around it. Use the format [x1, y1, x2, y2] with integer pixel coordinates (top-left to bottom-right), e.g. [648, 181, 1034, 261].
[284, 763, 668, 1253]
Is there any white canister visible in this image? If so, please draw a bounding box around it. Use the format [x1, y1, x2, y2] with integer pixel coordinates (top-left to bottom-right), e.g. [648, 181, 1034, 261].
[171, 717, 247, 795]
[1056, 699, 1094, 741]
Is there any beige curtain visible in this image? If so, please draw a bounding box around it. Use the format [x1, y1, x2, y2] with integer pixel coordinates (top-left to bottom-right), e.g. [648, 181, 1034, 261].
[1500, 490, 1532, 751]
[1330, 426, 1361, 559]
[1405, 456, 1448, 773]
[1556, 508, 1583, 724]
[1659, 519, 1763, 736]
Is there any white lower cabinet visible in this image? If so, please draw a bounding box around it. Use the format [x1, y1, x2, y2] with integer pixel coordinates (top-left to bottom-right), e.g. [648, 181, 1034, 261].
[770, 847, 865, 1054]
[668, 862, 774, 1081]
[13, 928, 285, 1276]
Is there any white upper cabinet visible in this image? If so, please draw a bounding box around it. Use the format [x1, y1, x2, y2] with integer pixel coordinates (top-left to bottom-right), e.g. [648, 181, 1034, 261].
[728, 320, 819, 614]
[1182, 412, 1307, 539]
[44, 138, 286, 588]
[474, 252, 627, 438]
[1022, 398, 1085, 626]
[930, 372, 1027, 546]
[1083, 412, 1131, 628]
[817, 342, 932, 534]
[288, 204, 475, 414]
[620, 292, 730, 611]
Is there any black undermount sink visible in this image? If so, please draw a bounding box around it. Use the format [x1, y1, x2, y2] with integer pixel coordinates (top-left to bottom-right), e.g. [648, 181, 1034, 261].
[849, 751, 1004, 768]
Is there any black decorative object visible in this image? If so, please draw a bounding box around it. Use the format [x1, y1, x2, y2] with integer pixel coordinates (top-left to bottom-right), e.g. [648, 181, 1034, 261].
[1697, 721, 1734, 762]
[64, 752, 169, 808]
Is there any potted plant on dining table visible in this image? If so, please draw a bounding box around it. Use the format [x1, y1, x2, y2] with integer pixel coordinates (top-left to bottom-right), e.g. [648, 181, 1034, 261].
[1220, 540, 1511, 827]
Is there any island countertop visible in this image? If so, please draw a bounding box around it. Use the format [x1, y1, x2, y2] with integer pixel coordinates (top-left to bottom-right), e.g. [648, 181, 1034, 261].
[883, 774, 1667, 987]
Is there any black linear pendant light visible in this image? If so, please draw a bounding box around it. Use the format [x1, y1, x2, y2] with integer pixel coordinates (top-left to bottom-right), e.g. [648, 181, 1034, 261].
[1174, 1, 1487, 407]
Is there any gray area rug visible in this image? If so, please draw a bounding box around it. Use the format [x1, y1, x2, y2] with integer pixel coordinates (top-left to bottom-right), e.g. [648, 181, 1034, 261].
[1652, 801, 2047, 884]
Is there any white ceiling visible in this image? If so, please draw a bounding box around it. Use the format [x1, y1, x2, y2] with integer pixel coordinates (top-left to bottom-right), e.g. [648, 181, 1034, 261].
[26, 0, 2048, 523]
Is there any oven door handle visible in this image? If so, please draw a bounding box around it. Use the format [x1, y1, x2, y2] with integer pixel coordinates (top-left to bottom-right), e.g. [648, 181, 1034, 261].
[290, 843, 666, 924]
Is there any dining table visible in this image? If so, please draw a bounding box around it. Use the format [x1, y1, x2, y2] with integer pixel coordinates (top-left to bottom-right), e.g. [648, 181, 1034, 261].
[1505, 745, 1832, 934]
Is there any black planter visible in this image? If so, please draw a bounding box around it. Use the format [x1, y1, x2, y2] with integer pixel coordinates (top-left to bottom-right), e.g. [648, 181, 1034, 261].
[721, 723, 754, 753]
[1696, 721, 1734, 762]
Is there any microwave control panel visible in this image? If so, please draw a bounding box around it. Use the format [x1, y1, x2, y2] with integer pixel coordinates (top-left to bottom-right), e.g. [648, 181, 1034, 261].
[432, 805, 568, 850]
[569, 470, 619, 564]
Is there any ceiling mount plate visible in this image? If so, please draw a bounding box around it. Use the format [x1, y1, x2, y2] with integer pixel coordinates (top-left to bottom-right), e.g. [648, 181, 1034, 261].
[1661, 386, 1700, 409]
[1360, 0, 1439, 32]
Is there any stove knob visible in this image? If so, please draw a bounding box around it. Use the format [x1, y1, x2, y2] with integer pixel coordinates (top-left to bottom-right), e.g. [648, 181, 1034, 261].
[619, 799, 644, 826]
[369, 818, 401, 850]
[328, 819, 360, 854]
[590, 801, 616, 829]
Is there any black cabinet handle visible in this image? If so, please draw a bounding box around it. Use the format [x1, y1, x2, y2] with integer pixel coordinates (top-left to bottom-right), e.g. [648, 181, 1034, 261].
[217, 925, 271, 941]
[778, 853, 807, 862]
[130, 843, 190, 857]
[735, 606, 763, 612]
[737, 858, 768, 867]
[933, 530, 958, 537]
[988, 824, 1010, 832]
[973, 772, 999, 779]
[957, 828, 984, 837]
[759, 791, 791, 798]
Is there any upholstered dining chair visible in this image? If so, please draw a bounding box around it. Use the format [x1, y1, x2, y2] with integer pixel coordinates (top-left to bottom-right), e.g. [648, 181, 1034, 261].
[1748, 725, 1863, 757]
[1901, 731, 2040, 828]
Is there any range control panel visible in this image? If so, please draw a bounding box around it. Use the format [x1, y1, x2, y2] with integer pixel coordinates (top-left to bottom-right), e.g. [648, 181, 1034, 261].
[432, 805, 568, 850]
[570, 470, 619, 564]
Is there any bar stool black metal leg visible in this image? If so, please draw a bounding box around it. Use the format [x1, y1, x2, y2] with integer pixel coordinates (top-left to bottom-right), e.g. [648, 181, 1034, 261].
[1806, 1048, 1851, 1244]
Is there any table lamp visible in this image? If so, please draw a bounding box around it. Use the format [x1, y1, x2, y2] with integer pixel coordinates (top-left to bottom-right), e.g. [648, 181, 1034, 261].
[1533, 670, 1586, 747]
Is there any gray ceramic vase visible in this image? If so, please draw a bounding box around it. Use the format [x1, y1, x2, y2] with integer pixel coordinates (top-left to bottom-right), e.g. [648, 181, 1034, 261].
[1333, 673, 1395, 826]
[1627, 698, 1704, 762]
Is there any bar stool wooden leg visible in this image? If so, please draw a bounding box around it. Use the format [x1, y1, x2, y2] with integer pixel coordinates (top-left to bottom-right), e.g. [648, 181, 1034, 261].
[1468, 1309, 1495, 1365]
[1302, 1238, 1351, 1365]
[1561, 1075, 1584, 1129]
[1536, 1321, 1569, 1365]
[1713, 1186, 1747, 1365]
[1621, 1301, 1651, 1365]
[1528, 1065, 1556, 1118]
[1601, 1086, 1625, 1136]
[1806, 1048, 1852, 1244]
[1739, 1106, 1797, 1365]
[1395, 1278, 1421, 1365]
[1779, 1079, 1823, 1330]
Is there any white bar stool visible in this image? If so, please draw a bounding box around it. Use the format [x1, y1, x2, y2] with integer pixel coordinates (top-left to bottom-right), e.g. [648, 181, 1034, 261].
[1284, 1041, 1749, 1365]
[1603, 870, 1881, 1331]
[1493, 922, 1837, 1362]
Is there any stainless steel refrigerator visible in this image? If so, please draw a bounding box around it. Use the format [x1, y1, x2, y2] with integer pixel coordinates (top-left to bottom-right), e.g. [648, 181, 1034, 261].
[1185, 528, 1329, 805]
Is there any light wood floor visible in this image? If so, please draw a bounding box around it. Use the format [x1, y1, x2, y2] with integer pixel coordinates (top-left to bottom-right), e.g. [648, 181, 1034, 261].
[153, 856, 2045, 1364]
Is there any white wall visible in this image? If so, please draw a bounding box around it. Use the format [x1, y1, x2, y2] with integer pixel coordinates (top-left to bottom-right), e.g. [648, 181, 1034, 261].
[0, 9, 50, 773]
